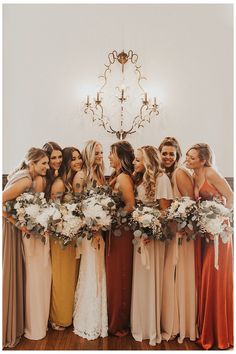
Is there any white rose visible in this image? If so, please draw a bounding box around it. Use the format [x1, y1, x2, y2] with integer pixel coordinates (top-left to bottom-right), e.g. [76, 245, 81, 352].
[25, 204, 40, 218]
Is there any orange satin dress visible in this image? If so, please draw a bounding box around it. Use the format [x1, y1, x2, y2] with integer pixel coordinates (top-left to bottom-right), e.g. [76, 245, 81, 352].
[195, 180, 233, 349]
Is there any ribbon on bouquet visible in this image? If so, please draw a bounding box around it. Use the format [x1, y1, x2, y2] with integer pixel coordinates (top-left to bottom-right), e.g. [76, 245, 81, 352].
[214, 234, 219, 270]
[137, 238, 150, 270]
[91, 233, 105, 297]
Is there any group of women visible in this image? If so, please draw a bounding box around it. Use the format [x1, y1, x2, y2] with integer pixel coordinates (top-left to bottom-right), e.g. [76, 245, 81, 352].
[2, 137, 233, 350]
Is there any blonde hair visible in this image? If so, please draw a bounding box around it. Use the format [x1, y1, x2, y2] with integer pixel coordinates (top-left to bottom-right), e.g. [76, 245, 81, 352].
[138, 145, 164, 202]
[187, 143, 214, 167]
[8, 148, 47, 180]
[82, 140, 105, 185]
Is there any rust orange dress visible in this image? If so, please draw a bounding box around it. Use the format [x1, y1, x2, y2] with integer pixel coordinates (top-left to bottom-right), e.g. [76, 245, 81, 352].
[195, 180, 233, 350]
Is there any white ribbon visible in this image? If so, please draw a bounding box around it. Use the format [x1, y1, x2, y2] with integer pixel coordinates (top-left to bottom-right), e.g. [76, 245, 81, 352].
[138, 238, 150, 270]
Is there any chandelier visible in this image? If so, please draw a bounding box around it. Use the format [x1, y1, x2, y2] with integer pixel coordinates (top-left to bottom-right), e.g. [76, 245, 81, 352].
[84, 50, 159, 140]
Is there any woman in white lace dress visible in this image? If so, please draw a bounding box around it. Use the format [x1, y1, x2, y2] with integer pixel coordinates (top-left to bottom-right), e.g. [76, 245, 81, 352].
[131, 146, 173, 345]
[73, 140, 108, 340]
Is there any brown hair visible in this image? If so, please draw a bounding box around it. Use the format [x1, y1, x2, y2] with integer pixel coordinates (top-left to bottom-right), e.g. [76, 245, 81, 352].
[187, 143, 213, 167]
[135, 145, 164, 202]
[110, 141, 134, 178]
[62, 147, 82, 191]
[158, 136, 182, 177]
[42, 141, 63, 198]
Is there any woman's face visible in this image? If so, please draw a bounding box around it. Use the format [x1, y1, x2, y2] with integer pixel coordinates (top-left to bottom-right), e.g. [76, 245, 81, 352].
[160, 145, 177, 169]
[34, 156, 49, 176]
[133, 150, 145, 173]
[109, 149, 120, 169]
[49, 149, 63, 171]
[186, 149, 204, 169]
[94, 144, 103, 165]
[70, 151, 83, 172]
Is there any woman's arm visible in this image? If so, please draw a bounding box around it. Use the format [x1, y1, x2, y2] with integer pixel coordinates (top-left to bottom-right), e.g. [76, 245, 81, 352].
[206, 168, 233, 208]
[2, 177, 32, 203]
[73, 170, 85, 194]
[175, 169, 194, 198]
[33, 176, 46, 193]
[117, 173, 135, 213]
[50, 178, 65, 201]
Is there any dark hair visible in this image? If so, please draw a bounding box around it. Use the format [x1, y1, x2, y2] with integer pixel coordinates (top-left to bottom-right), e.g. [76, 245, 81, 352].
[158, 136, 182, 177]
[62, 147, 82, 191]
[8, 148, 48, 180]
[187, 143, 213, 167]
[111, 141, 134, 178]
[42, 141, 63, 198]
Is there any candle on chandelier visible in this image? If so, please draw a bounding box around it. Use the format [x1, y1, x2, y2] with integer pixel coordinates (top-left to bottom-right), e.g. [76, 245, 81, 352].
[144, 92, 147, 101]
[87, 95, 90, 104]
[96, 92, 100, 101]
[121, 89, 124, 99]
[154, 97, 157, 105]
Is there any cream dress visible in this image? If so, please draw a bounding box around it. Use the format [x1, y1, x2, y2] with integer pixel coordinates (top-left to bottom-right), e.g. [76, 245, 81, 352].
[131, 173, 173, 345]
[161, 167, 197, 343]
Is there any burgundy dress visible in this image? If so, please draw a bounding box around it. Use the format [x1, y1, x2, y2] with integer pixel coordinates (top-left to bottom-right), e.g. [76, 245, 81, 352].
[105, 175, 134, 336]
[195, 180, 233, 349]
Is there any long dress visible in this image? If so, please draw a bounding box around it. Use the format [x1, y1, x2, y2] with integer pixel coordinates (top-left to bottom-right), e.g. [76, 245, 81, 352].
[131, 173, 173, 345]
[161, 168, 197, 343]
[105, 175, 134, 336]
[50, 190, 78, 327]
[23, 233, 51, 339]
[2, 170, 30, 347]
[195, 180, 233, 350]
[73, 234, 108, 340]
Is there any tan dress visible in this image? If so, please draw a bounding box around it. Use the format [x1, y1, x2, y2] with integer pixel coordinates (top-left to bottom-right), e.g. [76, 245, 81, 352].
[161, 167, 197, 343]
[23, 234, 51, 339]
[131, 173, 173, 345]
[2, 170, 30, 347]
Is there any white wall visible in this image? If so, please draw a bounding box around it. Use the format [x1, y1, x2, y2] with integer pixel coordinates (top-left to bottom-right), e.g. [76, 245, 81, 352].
[3, 4, 233, 176]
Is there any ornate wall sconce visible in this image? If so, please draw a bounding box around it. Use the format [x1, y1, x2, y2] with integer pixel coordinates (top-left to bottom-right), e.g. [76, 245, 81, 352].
[84, 50, 159, 140]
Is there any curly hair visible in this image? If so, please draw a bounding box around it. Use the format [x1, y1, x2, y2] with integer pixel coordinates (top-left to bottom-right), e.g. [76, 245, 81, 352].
[82, 140, 105, 185]
[137, 145, 164, 202]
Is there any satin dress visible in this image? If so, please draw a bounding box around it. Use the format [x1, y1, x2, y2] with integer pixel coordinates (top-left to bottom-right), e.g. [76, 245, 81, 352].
[195, 180, 233, 349]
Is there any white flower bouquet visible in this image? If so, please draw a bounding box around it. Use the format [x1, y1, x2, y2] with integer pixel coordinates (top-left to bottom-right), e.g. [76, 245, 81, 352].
[47, 200, 85, 247]
[195, 199, 233, 243]
[80, 186, 117, 240]
[165, 197, 198, 241]
[129, 202, 163, 241]
[3, 192, 48, 241]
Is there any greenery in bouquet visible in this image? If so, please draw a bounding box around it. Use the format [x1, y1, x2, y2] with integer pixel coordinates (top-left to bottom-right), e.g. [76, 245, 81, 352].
[3, 191, 48, 243]
[129, 201, 164, 243]
[194, 197, 233, 243]
[164, 197, 198, 242]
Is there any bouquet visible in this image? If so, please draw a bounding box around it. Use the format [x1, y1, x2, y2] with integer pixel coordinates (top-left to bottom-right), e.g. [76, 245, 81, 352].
[3, 192, 48, 242]
[79, 185, 117, 240]
[129, 201, 163, 242]
[165, 197, 198, 242]
[195, 198, 233, 243]
[47, 198, 85, 247]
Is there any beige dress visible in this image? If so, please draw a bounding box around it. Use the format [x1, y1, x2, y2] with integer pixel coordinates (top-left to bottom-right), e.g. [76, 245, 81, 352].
[161, 167, 197, 343]
[22, 234, 51, 339]
[2, 170, 28, 348]
[131, 173, 173, 345]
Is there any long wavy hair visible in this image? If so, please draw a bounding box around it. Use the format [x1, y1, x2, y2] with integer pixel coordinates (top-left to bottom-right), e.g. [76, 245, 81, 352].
[8, 148, 48, 180]
[135, 145, 164, 202]
[110, 141, 134, 179]
[186, 143, 214, 167]
[158, 136, 182, 178]
[62, 147, 82, 191]
[42, 141, 63, 198]
[82, 140, 105, 185]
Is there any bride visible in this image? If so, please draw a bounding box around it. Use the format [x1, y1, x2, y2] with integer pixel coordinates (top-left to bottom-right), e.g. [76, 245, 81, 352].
[73, 140, 108, 340]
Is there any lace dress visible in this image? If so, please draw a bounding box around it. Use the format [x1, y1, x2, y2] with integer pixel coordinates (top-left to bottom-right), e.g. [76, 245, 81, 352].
[73, 234, 108, 340]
